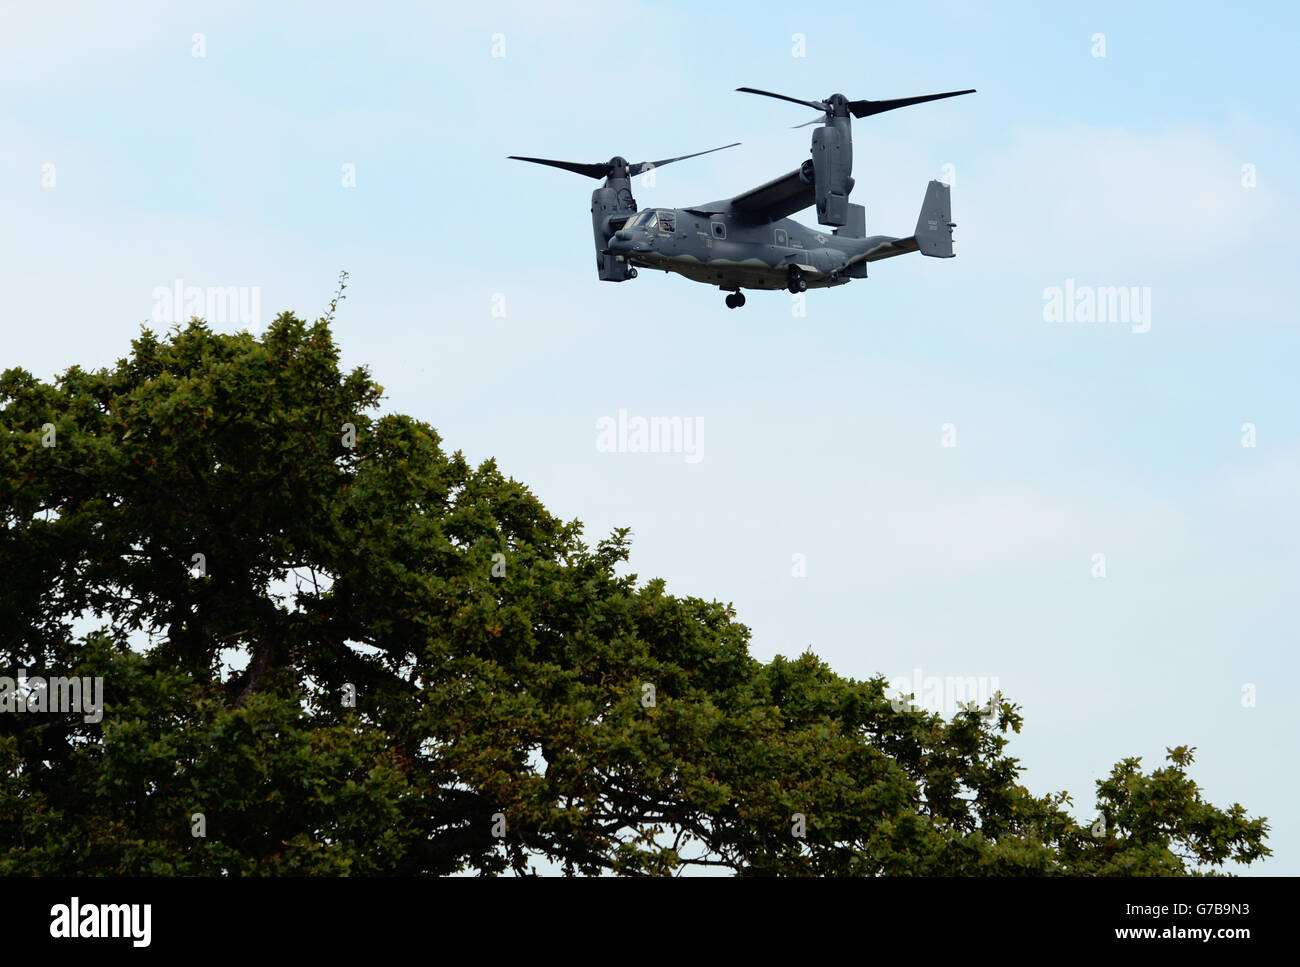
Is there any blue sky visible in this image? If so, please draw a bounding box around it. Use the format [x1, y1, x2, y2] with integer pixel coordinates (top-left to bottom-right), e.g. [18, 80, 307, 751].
[2, 0, 1297, 873]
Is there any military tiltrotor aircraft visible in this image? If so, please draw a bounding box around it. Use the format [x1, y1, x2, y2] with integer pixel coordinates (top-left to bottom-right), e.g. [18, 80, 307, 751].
[511, 85, 974, 307]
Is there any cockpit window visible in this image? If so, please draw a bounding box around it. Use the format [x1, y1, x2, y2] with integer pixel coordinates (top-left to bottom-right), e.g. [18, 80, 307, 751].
[626, 211, 647, 228]
[657, 210, 675, 233]
[643, 211, 657, 230]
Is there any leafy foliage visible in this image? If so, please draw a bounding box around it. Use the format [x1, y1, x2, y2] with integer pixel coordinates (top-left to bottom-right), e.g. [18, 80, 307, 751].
[0, 314, 1270, 875]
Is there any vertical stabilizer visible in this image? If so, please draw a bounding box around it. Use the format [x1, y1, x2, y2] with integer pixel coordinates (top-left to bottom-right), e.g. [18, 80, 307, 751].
[913, 180, 955, 258]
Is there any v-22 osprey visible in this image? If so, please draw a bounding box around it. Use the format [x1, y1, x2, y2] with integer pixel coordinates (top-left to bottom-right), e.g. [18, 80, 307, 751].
[511, 85, 975, 307]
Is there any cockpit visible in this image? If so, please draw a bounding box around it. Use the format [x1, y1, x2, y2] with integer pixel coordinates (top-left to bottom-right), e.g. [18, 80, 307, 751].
[624, 209, 675, 233]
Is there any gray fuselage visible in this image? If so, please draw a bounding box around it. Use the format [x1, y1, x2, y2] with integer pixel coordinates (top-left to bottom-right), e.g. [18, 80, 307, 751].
[607, 206, 904, 291]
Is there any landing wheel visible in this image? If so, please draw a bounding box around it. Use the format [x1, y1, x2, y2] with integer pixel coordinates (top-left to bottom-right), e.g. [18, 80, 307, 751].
[627, 268, 638, 279]
[787, 277, 807, 294]
[725, 292, 739, 309]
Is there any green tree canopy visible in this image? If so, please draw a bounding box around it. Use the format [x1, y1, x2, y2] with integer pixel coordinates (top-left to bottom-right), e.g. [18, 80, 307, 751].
[0, 313, 1270, 875]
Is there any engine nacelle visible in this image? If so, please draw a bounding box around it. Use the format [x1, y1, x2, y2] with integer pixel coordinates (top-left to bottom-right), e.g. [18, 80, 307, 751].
[591, 182, 638, 281]
[810, 120, 854, 227]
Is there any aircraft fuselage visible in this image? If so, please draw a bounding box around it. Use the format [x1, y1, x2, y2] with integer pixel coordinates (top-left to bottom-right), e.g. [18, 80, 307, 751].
[607, 207, 909, 292]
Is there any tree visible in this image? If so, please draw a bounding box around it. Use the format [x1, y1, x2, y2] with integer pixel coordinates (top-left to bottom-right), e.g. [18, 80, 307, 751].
[0, 312, 1270, 875]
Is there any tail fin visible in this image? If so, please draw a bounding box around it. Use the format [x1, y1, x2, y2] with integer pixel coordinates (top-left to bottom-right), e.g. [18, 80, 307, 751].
[913, 180, 955, 258]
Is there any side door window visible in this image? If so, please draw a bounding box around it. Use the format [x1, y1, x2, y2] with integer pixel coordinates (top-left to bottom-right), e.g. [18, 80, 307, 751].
[711, 220, 726, 240]
[774, 229, 787, 246]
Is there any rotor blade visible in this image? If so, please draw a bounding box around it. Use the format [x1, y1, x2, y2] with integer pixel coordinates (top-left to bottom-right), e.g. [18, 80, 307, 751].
[792, 115, 828, 129]
[846, 89, 976, 119]
[736, 87, 829, 113]
[507, 156, 611, 179]
[628, 142, 741, 176]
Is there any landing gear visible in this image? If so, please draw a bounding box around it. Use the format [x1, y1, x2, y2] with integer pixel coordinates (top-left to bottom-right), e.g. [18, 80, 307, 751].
[786, 270, 808, 294]
[626, 268, 638, 279]
[725, 291, 746, 309]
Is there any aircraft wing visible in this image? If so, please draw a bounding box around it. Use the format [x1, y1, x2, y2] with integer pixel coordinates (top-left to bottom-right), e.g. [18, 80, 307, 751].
[688, 167, 815, 221]
[730, 167, 815, 220]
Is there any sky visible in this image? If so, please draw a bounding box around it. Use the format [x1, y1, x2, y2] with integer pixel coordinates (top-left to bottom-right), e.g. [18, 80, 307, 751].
[1, 0, 1296, 874]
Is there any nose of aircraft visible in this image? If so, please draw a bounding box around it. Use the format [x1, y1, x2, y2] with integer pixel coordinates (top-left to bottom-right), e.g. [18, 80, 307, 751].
[609, 230, 647, 254]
